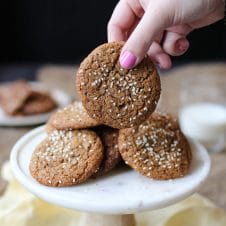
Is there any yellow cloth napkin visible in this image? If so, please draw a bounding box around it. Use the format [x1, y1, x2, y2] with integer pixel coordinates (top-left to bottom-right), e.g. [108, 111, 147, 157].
[0, 161, 226, 226]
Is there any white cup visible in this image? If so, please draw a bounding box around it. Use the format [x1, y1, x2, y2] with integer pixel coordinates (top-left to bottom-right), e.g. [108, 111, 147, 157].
[179, 75, 226, 152]
[179, 103, 226, 152]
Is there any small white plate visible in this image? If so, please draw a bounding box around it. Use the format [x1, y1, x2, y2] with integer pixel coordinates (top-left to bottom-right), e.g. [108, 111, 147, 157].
[0, 82, 71, 126]
[10, 126, 210, 214]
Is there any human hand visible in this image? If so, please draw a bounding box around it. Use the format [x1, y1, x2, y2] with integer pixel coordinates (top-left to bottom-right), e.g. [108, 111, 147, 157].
[108, 0, 224, 69]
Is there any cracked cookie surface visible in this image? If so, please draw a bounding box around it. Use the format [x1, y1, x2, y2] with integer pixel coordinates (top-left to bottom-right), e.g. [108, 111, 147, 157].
[30, 129, 103, 187]
[47, 101, 101, 131]
[118, 112, 192, 180]
[76, 42, 161, 129]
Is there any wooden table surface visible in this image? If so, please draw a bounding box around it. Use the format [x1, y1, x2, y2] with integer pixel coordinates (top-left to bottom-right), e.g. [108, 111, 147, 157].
[0, 63, 225, 209]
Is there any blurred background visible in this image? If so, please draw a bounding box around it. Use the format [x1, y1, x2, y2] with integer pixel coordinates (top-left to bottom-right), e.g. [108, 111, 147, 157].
[0, 0, 225, 81]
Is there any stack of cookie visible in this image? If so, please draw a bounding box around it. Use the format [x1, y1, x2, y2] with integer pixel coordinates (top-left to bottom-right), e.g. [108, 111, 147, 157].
[30, 101, 121, 187]
[0, 80, 57, 116]
[30, 42, 192, 187]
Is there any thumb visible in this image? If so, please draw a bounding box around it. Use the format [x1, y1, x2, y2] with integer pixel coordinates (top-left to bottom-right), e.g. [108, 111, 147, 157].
[120, 3, 172, 69]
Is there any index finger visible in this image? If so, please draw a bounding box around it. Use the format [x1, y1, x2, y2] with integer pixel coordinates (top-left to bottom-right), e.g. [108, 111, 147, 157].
[108, 0, 143, 42]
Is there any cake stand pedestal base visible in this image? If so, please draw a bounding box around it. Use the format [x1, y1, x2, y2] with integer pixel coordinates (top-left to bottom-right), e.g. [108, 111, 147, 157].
[79, 213, 135, 226]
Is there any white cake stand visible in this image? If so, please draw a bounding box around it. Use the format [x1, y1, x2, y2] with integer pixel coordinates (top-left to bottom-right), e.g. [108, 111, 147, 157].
[10, 126, 210, 226]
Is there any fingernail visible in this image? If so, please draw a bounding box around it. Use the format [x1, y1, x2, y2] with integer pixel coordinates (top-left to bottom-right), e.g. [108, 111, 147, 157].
[120, 51, 137, 69]
[176, 39, 189, 52]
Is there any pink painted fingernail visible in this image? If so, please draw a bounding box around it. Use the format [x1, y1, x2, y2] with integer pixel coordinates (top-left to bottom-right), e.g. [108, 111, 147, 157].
[120, 51, 137, 69]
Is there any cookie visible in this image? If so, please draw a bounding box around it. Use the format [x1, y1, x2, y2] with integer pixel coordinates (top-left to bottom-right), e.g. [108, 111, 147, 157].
[45, 123, 58, 134]
[20, 91, 57, 115]
[118, 112, 192, 180]
[45, 122, 73, 134]
[30, 129, 103, 187]
[47, 101, 101, 130]
[93, 126, 121, 176]
[0, 80, 32, 115]
[76, 42, 161, 129]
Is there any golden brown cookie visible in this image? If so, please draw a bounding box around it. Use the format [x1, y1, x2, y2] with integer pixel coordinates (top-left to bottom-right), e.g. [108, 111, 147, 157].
[93, 126, 121, 177]
[118, 112, 192, 180]
[47, 101, 101, 130]
[45, 123, 73, 135]
[45, 123, 59, 134]
[76, 42, 161, 129]
[30, 129, 103, 187]
[20, 91, 57, 115]
[0, 80, 32, 115]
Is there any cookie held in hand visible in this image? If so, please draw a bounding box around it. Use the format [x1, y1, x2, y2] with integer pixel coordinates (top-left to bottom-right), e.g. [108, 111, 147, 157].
[76, 42, 161, 129]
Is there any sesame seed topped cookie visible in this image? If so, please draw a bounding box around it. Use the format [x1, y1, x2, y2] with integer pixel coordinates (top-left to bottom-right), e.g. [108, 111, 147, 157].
[76, 42, 161, 129]
[118, 112, 192, 180]
[47, 101, 101, 131]
[29, 129, 103, 187]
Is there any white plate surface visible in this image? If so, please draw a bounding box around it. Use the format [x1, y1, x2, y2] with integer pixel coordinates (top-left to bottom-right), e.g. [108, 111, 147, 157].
[0, 82, 71, 126]
[10, 126, 210, 214]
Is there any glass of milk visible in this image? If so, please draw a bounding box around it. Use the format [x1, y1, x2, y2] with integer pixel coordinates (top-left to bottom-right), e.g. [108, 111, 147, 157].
[179, 75, 226, 152]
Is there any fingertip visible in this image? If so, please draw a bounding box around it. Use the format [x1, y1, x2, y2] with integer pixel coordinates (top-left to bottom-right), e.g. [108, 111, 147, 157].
[156, 53, 172, 70]
[119, 50, 137, 69]
[176, 38, 189, 53]
[163, 32, 189, 56]
[147, 42, 172, 70]
[120, 38, 146, 69]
